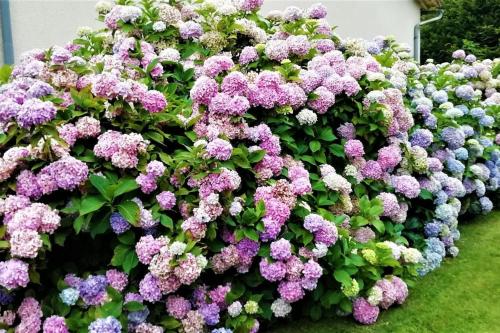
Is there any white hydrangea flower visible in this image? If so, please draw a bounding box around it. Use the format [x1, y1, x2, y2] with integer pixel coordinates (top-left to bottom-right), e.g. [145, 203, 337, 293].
[312, 243, 328, 258]
[296, 108, 317, 125]
[77, 26, 93, 37]
[193, 206, 211, 223]
[366, 72, 385, 82]
[95, 0, 112, 14]
[196, 255, 208, 268]
[319, 164, 336, 177]
[228, 301, 243, 317]
[323, 173, 352, 194]
[229, 199, 243, 216]
[479, 70, 492, 81]
[169, 241, 187, 256]
[271, 298, 292, 317]
[343, 165, 358, 178]
[367, 285, 383, 306]
[152, 21, 167, 32]
[401, 247, 423, 264]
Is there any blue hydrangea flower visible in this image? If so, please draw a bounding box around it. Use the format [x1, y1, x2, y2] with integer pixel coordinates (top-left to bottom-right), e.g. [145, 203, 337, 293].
[128, 308, 150, 326]
[479, 196, 493, 213]
[435, 204, 456, 223]
[59, 288, 80, 306]
[89, 316, 122, 333]
[479, 115, 494, 127]
[433, 190, 448, 205]
[461, 125, 474, 137]
[200, 303, 221, 326]
[212, 329, 233, 333]
[455, 104, 469, 114]
[78, 275, 108, 305]
[461, 66, 477, 79]
[470, 107, 485, 118]
[0, 290, 13, 305]
[424, 114, 437, 129]
[446, 158, 465, 174]
[448, 246, 459, 257]
[425, 237, 446, 257]
[410, 128, 433, 148]
[424, 222, 442, 237]
[479, 138, 493, 147]
[453, 148, 468, 160]
[455, 85, 474, 100]
[432, 90, 448, 104]
[441, 127, 465, 149]
[110, 212, 131, 234]
[418, 251, 443, 276]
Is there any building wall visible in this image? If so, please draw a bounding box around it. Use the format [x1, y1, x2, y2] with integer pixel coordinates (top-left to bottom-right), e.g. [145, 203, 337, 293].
[5, 0, 420, 62]
[8, 0, 103, 61]
[262, 0, 420, 49]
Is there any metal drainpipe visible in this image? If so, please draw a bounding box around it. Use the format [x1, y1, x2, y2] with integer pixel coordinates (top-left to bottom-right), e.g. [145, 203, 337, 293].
[414, 9, 444, 63]
[0, 0, 14, 64]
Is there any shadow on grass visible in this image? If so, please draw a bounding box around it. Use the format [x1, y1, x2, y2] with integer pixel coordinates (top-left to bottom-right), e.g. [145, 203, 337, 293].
[267, 211, 500, 333]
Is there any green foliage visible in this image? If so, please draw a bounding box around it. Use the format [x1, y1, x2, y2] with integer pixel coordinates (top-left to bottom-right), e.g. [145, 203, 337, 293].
[421, 0, 500, 62]
[270, 211, 500, 333]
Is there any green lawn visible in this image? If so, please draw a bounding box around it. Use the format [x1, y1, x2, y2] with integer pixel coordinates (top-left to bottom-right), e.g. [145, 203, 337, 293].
[268, 211, 500, 333]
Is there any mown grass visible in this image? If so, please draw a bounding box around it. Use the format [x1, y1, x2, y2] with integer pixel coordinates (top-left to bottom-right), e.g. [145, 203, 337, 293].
[268, 211, 500, 333]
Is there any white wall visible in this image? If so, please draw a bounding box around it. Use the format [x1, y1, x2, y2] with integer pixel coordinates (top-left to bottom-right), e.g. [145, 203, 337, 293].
[9, 0, 102, 61]
[262, 0, 420, 50]
[6, 0, 420, 62]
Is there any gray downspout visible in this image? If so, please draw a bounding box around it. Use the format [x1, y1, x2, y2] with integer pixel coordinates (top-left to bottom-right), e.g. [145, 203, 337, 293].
[0, 0, 14, 64]
[414, 9, 444, 63]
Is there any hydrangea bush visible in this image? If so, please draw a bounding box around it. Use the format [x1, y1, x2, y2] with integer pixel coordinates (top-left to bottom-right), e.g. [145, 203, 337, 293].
[0, 0, 498, 332]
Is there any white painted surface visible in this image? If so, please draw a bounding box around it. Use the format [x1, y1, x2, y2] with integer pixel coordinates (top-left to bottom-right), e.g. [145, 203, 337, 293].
[5, 0, 420, 62]
[8, 0, 102, 61]
[261, 0, 420, 49]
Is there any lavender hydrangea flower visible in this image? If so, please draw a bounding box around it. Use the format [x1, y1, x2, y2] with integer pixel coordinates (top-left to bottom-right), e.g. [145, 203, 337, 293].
[88, 316, 122, 333]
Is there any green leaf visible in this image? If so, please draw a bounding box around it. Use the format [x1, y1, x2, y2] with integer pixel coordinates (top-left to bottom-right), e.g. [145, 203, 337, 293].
[333, 269, 351, 285]
[0, 65, 12, 84]
[117, 201, 141, 226]
[118, 231, 135, 245]
[419, 189, 434, 200]
[123, 249, 139, 273]
[111, 244, 128, 267]
[369, 204, 384, 217]
[232, 152, 250, 169]
[329, 144, 344, 157]
[309, 304, 322, 321]
[114, 178, 139, 198]
[160, 317, 181, 330]
[107, 286, 123, 302]
[160, 215, 174, 230]
[80, 195, 107, 215]
[249, 149, 266, 163]
[124, 301, 145, 312]
[73, 215, 85, 234]
[319, 128, 336, 141]
[339, 297, 353, 313]
[243, 228, 259, 242]
[309, 140, 321, 153]
[372, 219, 385, 234]
[89, 174, 112, 201]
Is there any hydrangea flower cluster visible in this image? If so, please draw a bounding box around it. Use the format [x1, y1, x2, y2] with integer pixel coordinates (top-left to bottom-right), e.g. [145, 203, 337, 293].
[0, 0, 497, 331]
